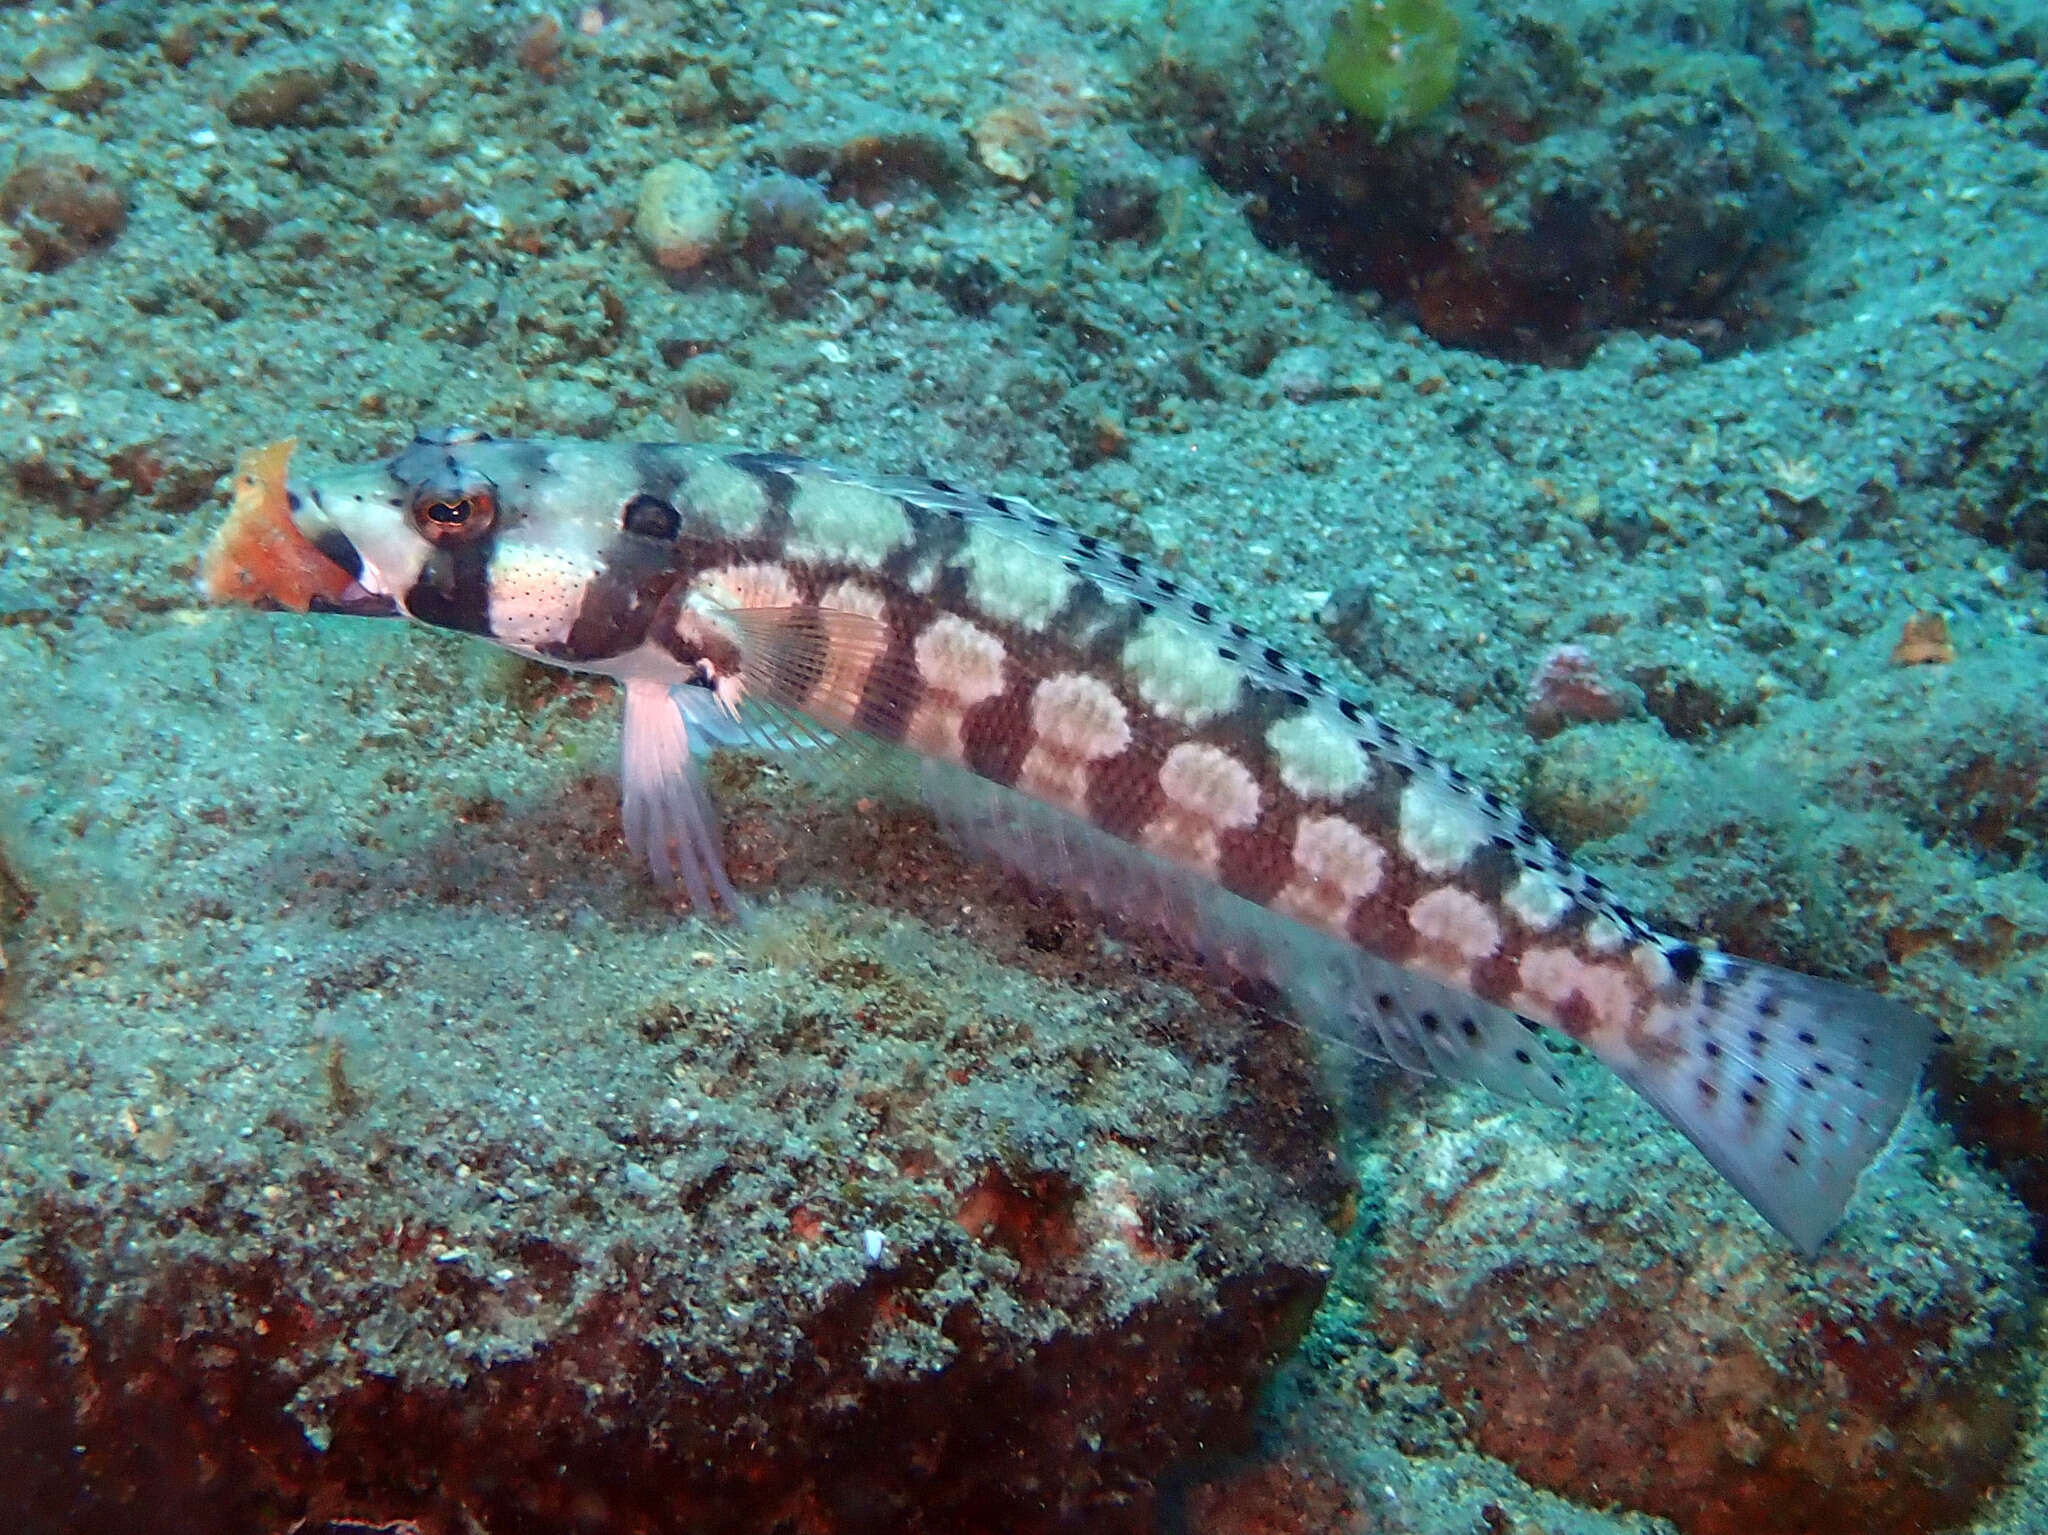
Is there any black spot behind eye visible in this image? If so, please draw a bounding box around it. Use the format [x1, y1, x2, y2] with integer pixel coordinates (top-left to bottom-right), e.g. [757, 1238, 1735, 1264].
[623, 492, 682, 541]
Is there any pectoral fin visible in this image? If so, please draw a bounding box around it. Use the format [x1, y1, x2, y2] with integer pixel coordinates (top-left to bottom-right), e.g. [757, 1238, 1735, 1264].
[620, 676, 743, 917]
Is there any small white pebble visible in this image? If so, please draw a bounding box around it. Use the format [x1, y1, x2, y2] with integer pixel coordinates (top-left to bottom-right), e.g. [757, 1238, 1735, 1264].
[862, 1228, 886, 1263]
[623, 1161, 664, 1197]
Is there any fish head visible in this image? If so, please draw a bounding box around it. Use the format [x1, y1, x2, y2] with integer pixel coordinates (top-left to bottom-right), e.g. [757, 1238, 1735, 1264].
[287, 428, 703, 665]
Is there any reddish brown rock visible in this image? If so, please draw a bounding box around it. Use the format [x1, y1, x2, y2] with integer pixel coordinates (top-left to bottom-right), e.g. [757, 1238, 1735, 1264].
[1360, 1091, 2033, 1535]
[1, 131, 126, 271]
[0, 625, 1345, 1535]
[1129, 2, 1816, 360]
[1186, 1451, 1372, 1534]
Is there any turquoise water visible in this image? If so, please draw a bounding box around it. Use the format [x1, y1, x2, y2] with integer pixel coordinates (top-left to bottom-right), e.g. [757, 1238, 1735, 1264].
[1, 2, 2045, 1531]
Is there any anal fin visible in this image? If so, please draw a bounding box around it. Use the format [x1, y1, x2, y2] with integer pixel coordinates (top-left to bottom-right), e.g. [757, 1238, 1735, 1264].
[919, 758, 1572, 1107]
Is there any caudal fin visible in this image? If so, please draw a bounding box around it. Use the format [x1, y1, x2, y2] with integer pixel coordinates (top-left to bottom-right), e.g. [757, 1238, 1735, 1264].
[1601, 954, 1939, 1253]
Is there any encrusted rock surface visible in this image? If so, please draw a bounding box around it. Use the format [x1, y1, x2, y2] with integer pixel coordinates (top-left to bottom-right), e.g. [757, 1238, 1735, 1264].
[0, 615, 1343, 1535]
[1358, 1083, 2033, 1535]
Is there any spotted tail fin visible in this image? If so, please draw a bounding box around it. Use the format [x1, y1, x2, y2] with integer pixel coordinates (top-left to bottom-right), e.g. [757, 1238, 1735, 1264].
[1596, 955, 1938, 1253]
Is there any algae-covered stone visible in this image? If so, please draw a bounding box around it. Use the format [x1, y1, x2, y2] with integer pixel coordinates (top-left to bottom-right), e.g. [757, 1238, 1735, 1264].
[677, 353, 742, 413]
[1322, 0, 1462, 126]
[226, 46, 337, 128]
[734, 172, 830, 267]
[23, 33, 106, 108]
[1524, 720, 1688, 849]
[635, 159, 728, 274]
[1129, 0, 1817, 359]
[0, 132, 127, 271]
[773, 111, 963, 204]
[1865, 2, 1928, 45]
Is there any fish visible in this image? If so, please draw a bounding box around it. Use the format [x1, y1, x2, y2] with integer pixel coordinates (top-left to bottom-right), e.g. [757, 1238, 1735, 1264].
[213, 427, 1938, 1254]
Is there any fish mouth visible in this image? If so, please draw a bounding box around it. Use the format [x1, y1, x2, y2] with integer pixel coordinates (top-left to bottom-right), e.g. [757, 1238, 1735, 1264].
[305, 585, 402, 619]
[287, 481, 403, 619]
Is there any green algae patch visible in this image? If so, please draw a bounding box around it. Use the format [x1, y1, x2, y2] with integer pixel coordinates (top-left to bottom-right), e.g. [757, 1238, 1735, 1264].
[1322, 0, 1462, 127]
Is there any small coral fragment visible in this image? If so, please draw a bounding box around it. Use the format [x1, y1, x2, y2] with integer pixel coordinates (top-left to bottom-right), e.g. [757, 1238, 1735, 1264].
[973, 104, 1050, 181]
[1525, 642, 1627, 738]
[1890, 611, 1955, 666]
[202, 438, 354, 613]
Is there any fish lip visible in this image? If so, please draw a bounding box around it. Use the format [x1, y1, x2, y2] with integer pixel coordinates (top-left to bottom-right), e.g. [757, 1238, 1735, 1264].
[306, 584, 401, 619]
[283, 479, 402, 618]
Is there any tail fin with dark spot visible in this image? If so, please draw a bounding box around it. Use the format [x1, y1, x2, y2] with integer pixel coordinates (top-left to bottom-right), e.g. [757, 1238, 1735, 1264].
[1598, 956, 1938, 1253]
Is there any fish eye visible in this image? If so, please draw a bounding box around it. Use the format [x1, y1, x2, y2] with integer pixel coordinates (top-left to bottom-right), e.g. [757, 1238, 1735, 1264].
[410, 487, 497, 543]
